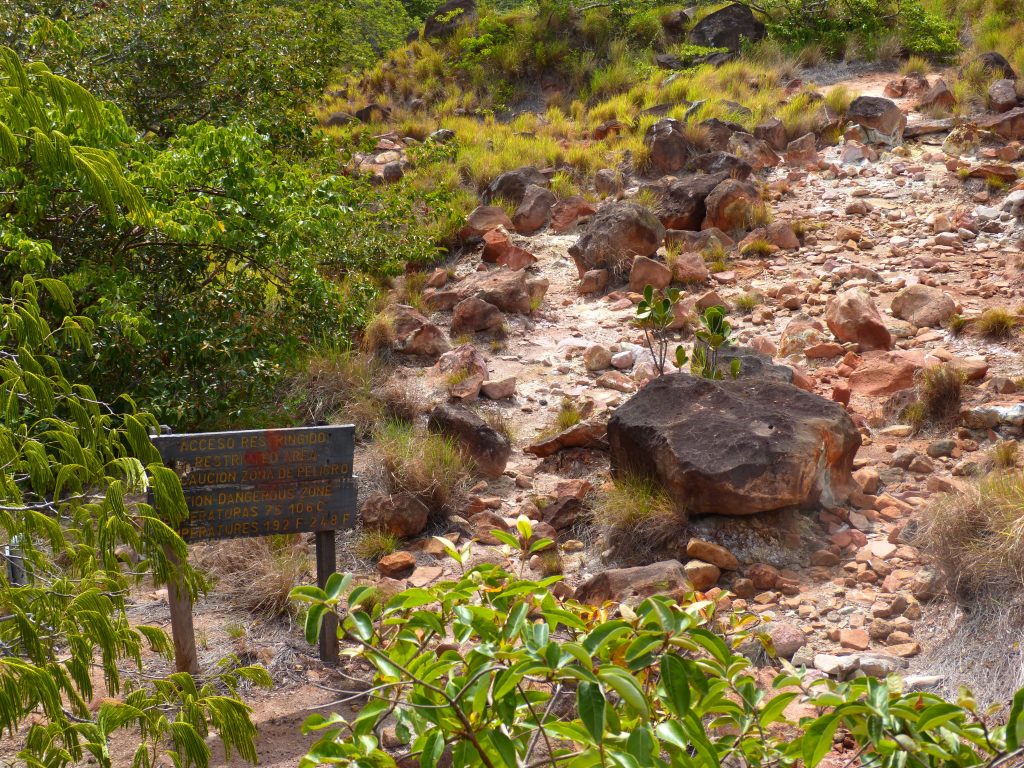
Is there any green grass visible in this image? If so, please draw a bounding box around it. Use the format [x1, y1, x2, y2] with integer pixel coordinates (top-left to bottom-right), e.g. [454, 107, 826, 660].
[740, 237, 774, 259]
[355, 528, 400, 561]
[555, 397, 582, 431]
[901, 55, 930, 76]
[734, 292, 760, 314]
[592, 474, 684, 563]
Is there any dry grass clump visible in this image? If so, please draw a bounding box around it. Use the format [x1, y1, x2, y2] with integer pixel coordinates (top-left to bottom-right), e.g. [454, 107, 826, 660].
[947, 313, 968, 336]
[361, 311, 396, 354]
[191, 535, 310, 617]
[281, 349, 381, 434]
[977, 307, 1018, 339]
[744, 201, 773, 229]
[913, 471, 1024, 596]
[992, 440, 1019, 469]
[740, 237, 774, 259]
[919, 363, 966, 422]
[375, 420, 472, 516]
[592, 474, 685, 564]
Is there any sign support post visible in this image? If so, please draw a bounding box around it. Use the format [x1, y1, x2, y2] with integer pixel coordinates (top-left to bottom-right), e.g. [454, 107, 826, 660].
[165, 547, 199, 675]
[315, 530, 339, 663]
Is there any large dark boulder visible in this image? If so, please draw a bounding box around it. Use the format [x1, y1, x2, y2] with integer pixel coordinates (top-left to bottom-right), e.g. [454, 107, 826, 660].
[428, 403, 511, 479]
[687, 3, 765, 52]
[717, 346, 794, 383]
[568, 201, 665, 278]
[967, 52, 1017, 80]
[648, 172, 727, 231]
[481, 166, 550, 206]
[643, 118, 693, 174]
[423, 0, 477, 40]
[607, 374, 861, 516]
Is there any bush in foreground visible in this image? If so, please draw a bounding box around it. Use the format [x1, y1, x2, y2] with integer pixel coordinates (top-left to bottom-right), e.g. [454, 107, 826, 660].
[293, 527, 1024, 768]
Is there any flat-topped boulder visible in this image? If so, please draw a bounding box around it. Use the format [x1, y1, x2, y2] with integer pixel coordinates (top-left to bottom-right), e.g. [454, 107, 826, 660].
[607, 373, 860, 516]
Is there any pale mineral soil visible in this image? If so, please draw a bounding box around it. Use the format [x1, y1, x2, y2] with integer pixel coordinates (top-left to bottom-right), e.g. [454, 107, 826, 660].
[12, 61, 1024, 768]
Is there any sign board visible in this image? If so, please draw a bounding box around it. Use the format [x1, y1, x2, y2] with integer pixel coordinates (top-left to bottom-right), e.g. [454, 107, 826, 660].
[150, 425, 357, 670]
[151, 425, 357, 541]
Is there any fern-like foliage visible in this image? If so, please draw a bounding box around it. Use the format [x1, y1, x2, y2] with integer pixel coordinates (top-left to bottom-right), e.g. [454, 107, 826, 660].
[0, 48, 269, 767]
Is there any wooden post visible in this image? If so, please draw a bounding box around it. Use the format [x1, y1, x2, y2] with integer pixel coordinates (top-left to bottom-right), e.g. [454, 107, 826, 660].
[315, 530, 339, 663]
[166, 548, 199, 675]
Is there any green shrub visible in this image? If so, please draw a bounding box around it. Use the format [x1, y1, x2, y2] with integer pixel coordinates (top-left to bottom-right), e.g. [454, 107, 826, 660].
[294, 557, 1024, 768]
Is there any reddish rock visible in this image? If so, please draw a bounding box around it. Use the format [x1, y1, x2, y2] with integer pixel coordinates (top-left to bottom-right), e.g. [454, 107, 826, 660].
[378, 551, 417, 578]
[550, 196, 597, 233]
[686, 539, 740, 570]
[513, 184, 556, 234]
[461, 205, 513, 239]
[810, 549, 840, 567]
[916, 79, 955, 112]
[671, 252, 710, 284]
[748, 563, 781, 590]
[702, 178, 758, 233]
[784, 133, 819, 167]
[849, 351, 919, 396]
[629, 256, 672, 292]
[390, 305, 451, 357]
[979, 106, 1024, 140]
[361, 493, 429, 538]
[825, 288, 892, 351]
[575, 560, 689, 604]
[839, 628, 870, 650]
[435, 344, 488, 400]
[989, 78, 1019, 113]
[684, 560, 721, 590]
[890, 284, 956, 327]
[569, 201, 665, 277]
[579, 269, 609, 294]
[451, 297, 504, 334]
[644, 118, 693, 174]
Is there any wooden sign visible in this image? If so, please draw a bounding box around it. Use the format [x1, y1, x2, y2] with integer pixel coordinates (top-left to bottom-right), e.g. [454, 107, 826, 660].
[150, 425, 358, 671]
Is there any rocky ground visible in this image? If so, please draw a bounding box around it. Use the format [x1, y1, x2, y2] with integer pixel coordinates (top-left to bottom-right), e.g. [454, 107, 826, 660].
[357, 64, 1024, 699]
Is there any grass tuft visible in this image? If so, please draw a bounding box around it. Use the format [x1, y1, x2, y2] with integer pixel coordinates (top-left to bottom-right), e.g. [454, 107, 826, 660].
[376, 420, 473, 516]
[592, 474, 684, 564]
[355, 528, 400, 561]
[920, 363, 965, 423]
[977, 307, 1018, 340]
[913, 471, 1024, 596]
[900, 55, 929, 76]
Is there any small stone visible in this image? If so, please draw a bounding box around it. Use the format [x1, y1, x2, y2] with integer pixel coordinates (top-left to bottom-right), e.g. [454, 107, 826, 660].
[378, 551, 417, 578]
[684, 559, 721, 590]
[839, 628, 870, 650]
[686, 539, 740, 570]
[584, 344, 613, 371]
